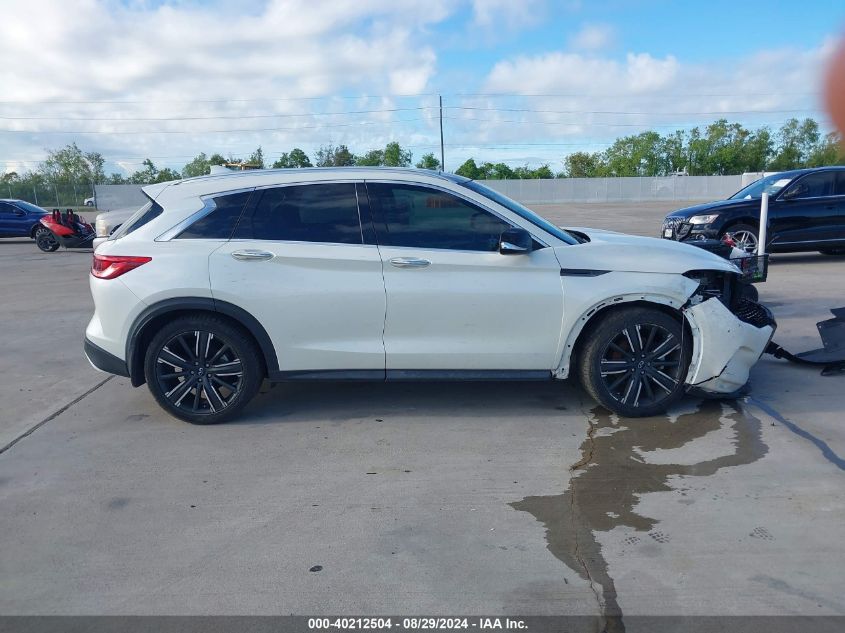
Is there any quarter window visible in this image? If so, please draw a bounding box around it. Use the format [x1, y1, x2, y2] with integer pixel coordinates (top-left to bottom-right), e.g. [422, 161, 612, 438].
[366, 183, 511, 251]
[177, 191, 251, 239]
[235, 183, 362, 244]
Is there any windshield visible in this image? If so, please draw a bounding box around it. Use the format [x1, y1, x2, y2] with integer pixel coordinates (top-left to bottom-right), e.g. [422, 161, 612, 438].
[460, 180, 580, 245]
[729, 173, 795, 200]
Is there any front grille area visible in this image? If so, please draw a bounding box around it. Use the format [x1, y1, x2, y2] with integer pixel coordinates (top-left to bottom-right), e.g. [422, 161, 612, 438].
[661, 217, 692, 240]
[733, 298, 775, 329]
[661, 217, 683, 238]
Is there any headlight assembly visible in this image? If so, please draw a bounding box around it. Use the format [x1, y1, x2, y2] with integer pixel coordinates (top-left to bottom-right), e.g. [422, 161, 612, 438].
[688, 214, 720, 225]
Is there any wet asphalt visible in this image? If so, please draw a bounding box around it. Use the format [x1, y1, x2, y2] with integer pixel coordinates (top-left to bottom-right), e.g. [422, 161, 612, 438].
[0, 202, 843, 626]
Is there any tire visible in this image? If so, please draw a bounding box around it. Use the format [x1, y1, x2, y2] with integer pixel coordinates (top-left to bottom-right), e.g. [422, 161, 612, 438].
[722, 223, 758, 254]
[739, 284, 759, 302]
[143, 315, 263, 424]
[35, 228, 59, 252]
[577, 307, 691, 418]
[819, 249, 845, 256]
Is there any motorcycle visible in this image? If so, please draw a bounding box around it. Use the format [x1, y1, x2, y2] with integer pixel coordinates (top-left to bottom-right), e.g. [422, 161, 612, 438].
[35, 209, 96, 252]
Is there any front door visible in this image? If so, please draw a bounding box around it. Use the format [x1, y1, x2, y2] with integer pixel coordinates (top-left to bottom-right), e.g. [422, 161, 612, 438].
[364, 182, 564, 372]
[770, 170, 842, 246]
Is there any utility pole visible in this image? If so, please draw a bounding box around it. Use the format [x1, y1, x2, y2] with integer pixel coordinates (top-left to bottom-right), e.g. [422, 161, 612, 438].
[439, 94, 445, 172]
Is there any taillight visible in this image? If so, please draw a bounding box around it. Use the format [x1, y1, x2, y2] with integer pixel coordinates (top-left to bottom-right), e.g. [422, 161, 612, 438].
[91, 254, 151, 279]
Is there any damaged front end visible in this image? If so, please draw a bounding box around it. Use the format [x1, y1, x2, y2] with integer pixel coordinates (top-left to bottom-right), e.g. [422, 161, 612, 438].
[681, 269, 776, 395]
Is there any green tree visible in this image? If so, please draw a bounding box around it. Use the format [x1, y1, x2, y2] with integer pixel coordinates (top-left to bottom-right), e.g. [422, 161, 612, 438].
[248, 146, 265, 169]
[770, 118, 821, 170]
[383, 142, 412, 167]
[806, 131, 845, 167]
[562, 151, 605, 178]
[40, 143, 105, 184]
[154, 167, 182, 183]
[355, 149, 385, 166]
[455, 158, 480, 179]
[415, 152, 441, 170]
[272, 148, 312, 168]
[182, 152, 210, 177]
[129, 159, 158, 184]
[478, 162, 515, 179]
[315, 144, 355, 167]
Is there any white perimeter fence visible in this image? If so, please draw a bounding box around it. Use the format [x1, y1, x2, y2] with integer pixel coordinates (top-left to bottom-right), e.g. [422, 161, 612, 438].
[95, 174, 746, 210]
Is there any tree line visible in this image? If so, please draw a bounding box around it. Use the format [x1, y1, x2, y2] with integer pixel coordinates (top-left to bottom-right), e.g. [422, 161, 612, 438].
[1, 118, 843, 195]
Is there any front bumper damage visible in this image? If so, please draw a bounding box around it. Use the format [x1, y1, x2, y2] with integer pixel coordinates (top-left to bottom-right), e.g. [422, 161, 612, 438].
[683, 297, 776, 394]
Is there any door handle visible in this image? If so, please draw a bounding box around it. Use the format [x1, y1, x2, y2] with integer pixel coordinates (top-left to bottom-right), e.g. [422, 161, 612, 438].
[231, 249, 274, 261]
[390, 257, 431, 268]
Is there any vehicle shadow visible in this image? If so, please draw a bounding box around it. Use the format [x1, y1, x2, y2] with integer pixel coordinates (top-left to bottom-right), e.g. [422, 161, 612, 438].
[236, 379, 585, 425]
[769, 252, 845, 265]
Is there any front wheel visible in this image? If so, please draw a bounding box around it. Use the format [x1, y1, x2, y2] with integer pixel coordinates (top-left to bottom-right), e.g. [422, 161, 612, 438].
[722, 224, 758, 254]
[143, 315, 263, 424]
[35, 228, 59, 252]
[577, 307, 691, 418]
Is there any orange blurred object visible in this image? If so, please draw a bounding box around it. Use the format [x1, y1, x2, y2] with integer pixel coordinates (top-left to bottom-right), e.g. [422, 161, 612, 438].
[824, 35, 845, 138]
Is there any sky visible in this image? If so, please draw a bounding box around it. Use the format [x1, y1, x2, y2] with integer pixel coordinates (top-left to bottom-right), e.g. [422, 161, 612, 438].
[1, 0, 844, 176]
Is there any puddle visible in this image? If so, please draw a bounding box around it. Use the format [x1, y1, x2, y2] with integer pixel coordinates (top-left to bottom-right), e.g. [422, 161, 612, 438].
[511, 400, 768, 632]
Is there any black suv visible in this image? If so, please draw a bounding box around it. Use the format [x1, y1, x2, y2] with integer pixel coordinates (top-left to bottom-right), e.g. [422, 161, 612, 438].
[661, 167, 845, 254]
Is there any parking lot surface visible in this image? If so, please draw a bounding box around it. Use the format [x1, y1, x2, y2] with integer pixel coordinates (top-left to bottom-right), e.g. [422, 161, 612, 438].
[1, 201, 843, 624]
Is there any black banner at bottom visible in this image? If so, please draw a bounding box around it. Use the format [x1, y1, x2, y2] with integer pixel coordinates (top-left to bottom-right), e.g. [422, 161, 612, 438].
[1, 616, 844, 633]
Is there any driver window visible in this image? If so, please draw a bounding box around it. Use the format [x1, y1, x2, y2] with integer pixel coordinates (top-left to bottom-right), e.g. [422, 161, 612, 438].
[788, 172, 836, 199]
[366, 183, 512, 251]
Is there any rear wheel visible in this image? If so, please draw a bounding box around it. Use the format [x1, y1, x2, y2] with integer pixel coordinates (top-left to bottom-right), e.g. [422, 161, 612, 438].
[577, 307, 691, 418]
[35, 228, 59, 252]
[143, 315, 263, 424]
[722, 223, 758, 254]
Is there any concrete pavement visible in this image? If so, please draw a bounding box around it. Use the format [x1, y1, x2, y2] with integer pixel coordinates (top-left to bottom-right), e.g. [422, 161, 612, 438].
[1, 201, 843, 626]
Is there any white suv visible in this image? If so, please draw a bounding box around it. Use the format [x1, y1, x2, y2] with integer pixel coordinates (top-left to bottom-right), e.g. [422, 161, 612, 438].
[85, 168, 775, 424]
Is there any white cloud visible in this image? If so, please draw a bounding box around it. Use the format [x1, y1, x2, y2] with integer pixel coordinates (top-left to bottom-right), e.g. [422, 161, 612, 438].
[570, 23, 615, 51]
[0, 0, 453, 173]
[470, 0, 546, 31]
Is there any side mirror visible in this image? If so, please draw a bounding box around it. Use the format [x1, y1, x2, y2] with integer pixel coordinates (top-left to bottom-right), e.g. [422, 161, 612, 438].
[499, 227, 532, 254]
[783, 185, 804, 201]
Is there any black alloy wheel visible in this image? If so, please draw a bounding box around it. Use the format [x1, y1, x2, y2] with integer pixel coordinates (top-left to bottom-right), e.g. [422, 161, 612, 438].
[144, 316, 262, 424]
[578, 307, 691, 417]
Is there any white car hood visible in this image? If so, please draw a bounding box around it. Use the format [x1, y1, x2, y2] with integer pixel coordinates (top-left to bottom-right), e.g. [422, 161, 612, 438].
[559, 226, 739, 275]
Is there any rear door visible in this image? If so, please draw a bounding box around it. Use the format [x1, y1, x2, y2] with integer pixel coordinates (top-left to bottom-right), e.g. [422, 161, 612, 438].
[365, 181, 564, 373]
[209, 182, 386, 375]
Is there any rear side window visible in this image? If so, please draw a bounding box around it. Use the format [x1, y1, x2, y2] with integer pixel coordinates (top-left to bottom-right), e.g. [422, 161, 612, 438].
[111, 201, 162, 240]
[177, 191, 251, 239]
[235, 183, 362, 244]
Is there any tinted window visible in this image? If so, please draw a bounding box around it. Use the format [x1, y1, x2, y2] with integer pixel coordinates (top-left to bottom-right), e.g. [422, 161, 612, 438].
[788, 172, 836, 199]
[0, 203, 15, 216]
[836, 173, 845, 196]
[110, 201, 162, 240]
[236, 183, 361, 244]
[177, 191, 251, 239]
[14, 201, 46, 214]
[367, 183, 511, 251]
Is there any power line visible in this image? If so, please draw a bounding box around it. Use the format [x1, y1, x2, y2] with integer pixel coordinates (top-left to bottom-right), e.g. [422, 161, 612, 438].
[0, 107, 428, 122]
[0, 117, 429, 135]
